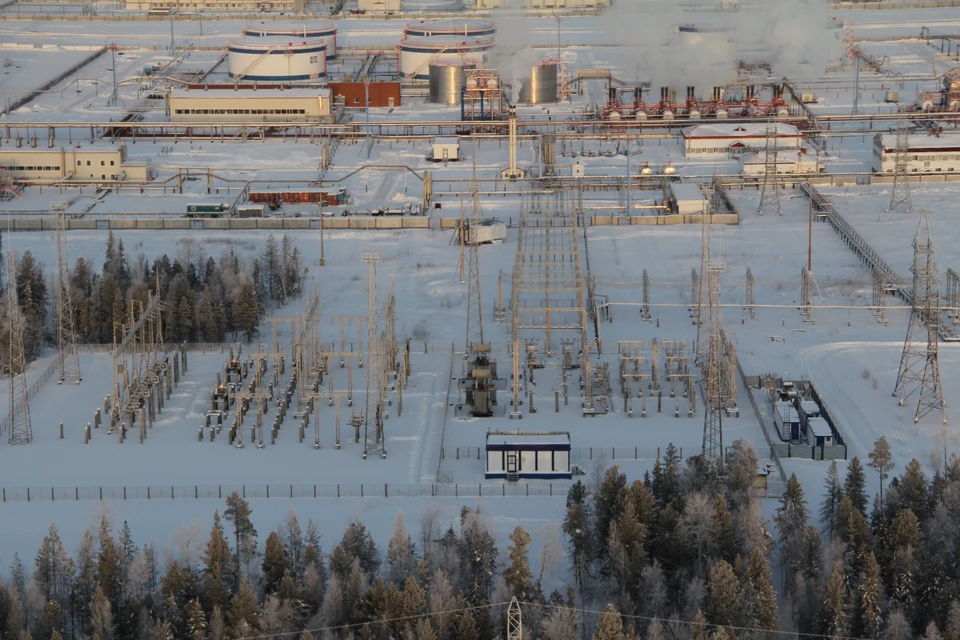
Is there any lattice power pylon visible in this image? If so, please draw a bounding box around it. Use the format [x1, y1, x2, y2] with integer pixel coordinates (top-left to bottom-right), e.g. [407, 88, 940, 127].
[893, 210, 947, 424]
[887, 118, 913, 213]
[757, 125, 782, 216]
[54, 204, 81, 385]
[5, 251, 31, 445]
[698, 208, 726, 462]
[507, 597, 522, 640]
[465, 187, 484, 352]
[362, 251, 386, 459]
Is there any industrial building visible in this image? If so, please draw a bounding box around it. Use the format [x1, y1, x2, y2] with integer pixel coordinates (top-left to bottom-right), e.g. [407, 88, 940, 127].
[167, 88, 332, 122]
[241, 23, 338, 59]
[485, 431, 571, 480]
[475, 0, 608, 7]
[0, 144, 151, 181]
[741, 150, 821, 176]
[404, 18, 496, 38]
[227, 39, 327, 81]
[328, 82, 401, 108]
[872, 133, 960, 172]
[431, 137, 460, 161]
[358, 0, 401, 13]
[125, 0, 302, 11]
[682, 122, 802, 158]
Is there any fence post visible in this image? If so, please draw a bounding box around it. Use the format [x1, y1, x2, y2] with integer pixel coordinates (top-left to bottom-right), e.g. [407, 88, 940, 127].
[502, 485, 505, 497]
[123, 487, 126, 500]
[314, 485, 317, 498]
[360, 485, 363, 498]
[27, 488, 30, 502]
[526, 484, 529, 497]
[100, 487, 102, 500]
[337, 485, 340, 498]
[51, 487, 54, 501]
[196, 486, 198, 499]
[290, 485, 293, 498]
[635, 446, 638, 459]
[384, 484, 388, 498]
[75, 487, 78, 501]
[171, 486, 174, 499]
[267, 486, 270, 498]
[242, 485, 245, 498]
[456, 484, 458, 497]
[219, 486, 221, 499]
[148, 487, 150, 500]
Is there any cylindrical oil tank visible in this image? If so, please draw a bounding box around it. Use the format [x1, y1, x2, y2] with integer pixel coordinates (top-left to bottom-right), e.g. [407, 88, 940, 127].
[429, 61, 476, 104]
[227, 39, 327, 81]
[242, 23, 338, 58]
[398, 35, 494, 79]
[404, 18, 495, 38]
[517, 61, 558, 104]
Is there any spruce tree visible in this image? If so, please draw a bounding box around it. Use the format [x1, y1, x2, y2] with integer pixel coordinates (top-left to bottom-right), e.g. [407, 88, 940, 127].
[595, 467, 628, 558]
[203, 510, 233, 613]
[228, 579, 260, 636]
[386, 512, 417, 585]
[898, 459, 929, 521]
[820, 461, 843, 541]
[821, 570, 849, 639]
[262, 532, 290, 596]
[186, 598, 207, 640]
[224, 492, 257, 590]
[857, 552, 883, 640]
[706, 561, 741, 629]
[593, 604, 625, 640]
[504, 526, 533, 601]
[775, 474, 809, 584]
[743, 548, 777, 630]
[562, 480, 592, 593]
[453, 608, 478, 640]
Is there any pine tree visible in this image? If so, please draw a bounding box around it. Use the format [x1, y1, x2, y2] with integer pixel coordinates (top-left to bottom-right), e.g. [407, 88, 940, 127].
[743, 547, 777, 630]
[821, 570, 849, 639]
[595, 467, 628, 558]
[593, 604, 625, 640]
[336, 521, 381, 578]
[775, 474, 809, 584]
[228, 579, 260, 636]
[224, 492, 257, 590]
[899, 459, 929, 521]
[262, 532, 290, 595]
[820, 460, 843, 541]
[186, 599, 207, 640]
[231, 278, 260, 341]
[386, 512, 417, 585]
[857, 552, 883, 640]
[283, 510, 305, 581]
[706, 561, 740, 628]
[90, 583, 116, 640]
[868, 436, 895, 506]
[458, 511, 498, 604]
[691, 609, 708, 640]
[203, 510, 233, 612]
[711, 495, 736, 564]
[562, 480, 592, 593]
[504, 526, 533, 601]
[453, 608, 478, 640]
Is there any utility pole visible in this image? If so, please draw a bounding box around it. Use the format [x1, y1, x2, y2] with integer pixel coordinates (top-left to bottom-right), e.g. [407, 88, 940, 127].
[110, 44, 118, 106]
[169, 3, 175, 57]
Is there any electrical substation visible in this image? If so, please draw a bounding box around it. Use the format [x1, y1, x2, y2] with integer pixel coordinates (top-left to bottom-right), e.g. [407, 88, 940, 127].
[0, 0, 959, 505]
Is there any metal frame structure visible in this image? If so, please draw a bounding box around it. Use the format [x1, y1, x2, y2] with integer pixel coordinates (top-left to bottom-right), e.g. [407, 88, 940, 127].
[54, 203, 81, 385]
[5, 251, 31, 445]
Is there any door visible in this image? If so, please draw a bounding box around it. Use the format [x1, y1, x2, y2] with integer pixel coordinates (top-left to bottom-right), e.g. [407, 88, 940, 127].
[506, 452, 518, 473]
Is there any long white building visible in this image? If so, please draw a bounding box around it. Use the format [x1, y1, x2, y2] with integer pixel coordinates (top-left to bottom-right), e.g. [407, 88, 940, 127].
[873, 133, 960, 173]
[475, 0, 607, 7]
[682, 122, 801, 158]
[167, 88, 332, 123]
[0, 144, 151, 182]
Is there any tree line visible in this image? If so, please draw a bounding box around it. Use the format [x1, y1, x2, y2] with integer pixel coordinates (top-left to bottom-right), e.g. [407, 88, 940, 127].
[0, 232, 307, 368]
[3, 437, 956, 640]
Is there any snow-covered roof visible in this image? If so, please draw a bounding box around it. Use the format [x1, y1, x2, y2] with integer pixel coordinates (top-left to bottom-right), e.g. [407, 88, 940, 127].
[171, 88, 330, 99]
[433, 137, 459, 145]
[486, 431, 570, 448]
[741, 150, 808, 165]
[877, 133, 960, 152]
[807, 417, 832, 438]
[669, 182, 704, 202]
[683, 122, 799, 139]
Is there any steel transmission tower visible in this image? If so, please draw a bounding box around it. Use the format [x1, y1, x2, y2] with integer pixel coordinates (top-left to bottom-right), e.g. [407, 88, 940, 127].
[362, 251, 386, 459]
[465, 187, 484, 351]
[893, 210, 947, 424]
[507, 597, 522, 640]
[698, 203, 726, 462]
[54, 204, 81, 384]
[6, 251, 32, 445]
[887, 118, 913, 213]
[757, 125, 782, 216]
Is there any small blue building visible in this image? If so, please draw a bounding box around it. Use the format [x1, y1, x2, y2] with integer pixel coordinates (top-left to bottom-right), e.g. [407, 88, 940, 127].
[485, 431, 571, 480]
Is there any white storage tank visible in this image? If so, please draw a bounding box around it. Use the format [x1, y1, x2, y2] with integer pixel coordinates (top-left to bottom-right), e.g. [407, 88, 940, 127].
[404, 18, 495, 38]
[242, 23, 338, 59]
[398, 35, 494, 79]
[227, 39, 327, 81]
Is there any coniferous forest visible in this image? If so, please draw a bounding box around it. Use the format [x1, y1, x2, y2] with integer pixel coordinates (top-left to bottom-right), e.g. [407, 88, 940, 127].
[0, 231, 307, 368]
[3, 437, 959, 640]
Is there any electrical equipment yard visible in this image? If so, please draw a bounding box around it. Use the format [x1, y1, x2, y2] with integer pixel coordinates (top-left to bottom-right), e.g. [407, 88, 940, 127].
[1, 0, 960, 561]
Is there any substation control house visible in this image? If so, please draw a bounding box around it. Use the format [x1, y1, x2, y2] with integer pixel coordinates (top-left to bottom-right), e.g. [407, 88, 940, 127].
[168, 88, 332, 123]
[682, 122, 802, 158]
[872, 133, 960, 173]
[485, 431, 572, 480]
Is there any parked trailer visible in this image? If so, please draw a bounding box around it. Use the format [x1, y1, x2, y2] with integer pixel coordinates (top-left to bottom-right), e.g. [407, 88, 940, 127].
[773, 401, 801, 442]
[185, 203, 230, 217]
[238, 205, 266, 218]
[248, 188, 345, 207]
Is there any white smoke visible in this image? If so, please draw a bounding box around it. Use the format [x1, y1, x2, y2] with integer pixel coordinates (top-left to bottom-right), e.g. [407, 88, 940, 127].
[593, 0, 844, 98]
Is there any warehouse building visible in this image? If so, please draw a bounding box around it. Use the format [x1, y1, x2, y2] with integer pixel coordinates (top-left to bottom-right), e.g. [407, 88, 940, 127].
[358, 0, 401, 13]
[0, 144, 151, 182]
[682, 122, 801, 158]
[167, 88, 332, 122]
[475, 0, 608, 7]
[872, 133, 960, 173]
[741, 150, 821, 176]
[328, 81, 401, 108]
[126, 0, 302, 11]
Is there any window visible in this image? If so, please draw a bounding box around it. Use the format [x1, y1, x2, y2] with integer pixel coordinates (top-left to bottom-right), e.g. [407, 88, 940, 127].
[77, 160, 81, 166]
[86, 161, 91, 166]
[110, 160, 115, 166]
[101, 161, 105, 166]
